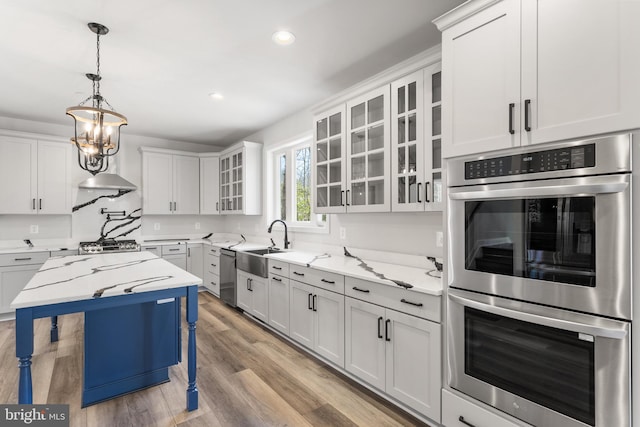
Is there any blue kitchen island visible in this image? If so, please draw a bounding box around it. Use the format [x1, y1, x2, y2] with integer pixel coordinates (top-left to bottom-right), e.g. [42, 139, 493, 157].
[10, 251, 201, 411]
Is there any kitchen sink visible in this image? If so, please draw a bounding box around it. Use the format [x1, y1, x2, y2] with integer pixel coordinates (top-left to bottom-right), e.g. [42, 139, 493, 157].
[237, 248, 282, 277]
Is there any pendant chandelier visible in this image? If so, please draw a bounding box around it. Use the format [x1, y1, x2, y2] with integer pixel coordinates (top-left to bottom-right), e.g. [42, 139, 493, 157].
[66, 22, 127, 175]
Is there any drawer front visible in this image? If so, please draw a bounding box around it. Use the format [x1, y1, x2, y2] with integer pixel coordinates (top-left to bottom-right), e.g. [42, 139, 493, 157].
[442, 389, 530, 427]
[0, 252, 50, 267]
[268, 259, 289, 277]
[206, 252, 220, 276]
[141, 245, 161, 257]
[345, 276, 440, 323]
[204, 269, 220, 296]
[289, 264, 344, 293]
[206, 246, 221, 256]
[162, 244, 186, 256]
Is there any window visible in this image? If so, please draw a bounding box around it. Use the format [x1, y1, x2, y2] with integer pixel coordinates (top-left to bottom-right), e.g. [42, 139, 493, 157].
[273, 136, 327, 231]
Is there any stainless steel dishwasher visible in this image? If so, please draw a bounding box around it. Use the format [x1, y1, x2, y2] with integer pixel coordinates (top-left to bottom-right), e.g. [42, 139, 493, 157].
[219, 248, 237, 307]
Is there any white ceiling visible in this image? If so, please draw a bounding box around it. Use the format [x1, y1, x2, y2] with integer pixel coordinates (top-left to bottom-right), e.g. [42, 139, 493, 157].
[0, 0, 464, 146]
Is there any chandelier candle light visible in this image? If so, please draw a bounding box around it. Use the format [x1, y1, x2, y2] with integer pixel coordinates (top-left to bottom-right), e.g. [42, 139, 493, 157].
[66, 22, 127, 175]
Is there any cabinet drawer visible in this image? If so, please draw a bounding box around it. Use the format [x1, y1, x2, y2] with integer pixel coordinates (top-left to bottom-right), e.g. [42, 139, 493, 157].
[345, 276, 440, 323]
[204, 270, 220, 296]
[0, 252, 50, 267]
[206, 246, 221, 256]
[289, 265, 344, 293]
[268, 259, 289, 277]
[141, 245, 161, 257]
[162, 244, 186, 255]
[442, 389, 531, 427]
[205, 252, 220, 276]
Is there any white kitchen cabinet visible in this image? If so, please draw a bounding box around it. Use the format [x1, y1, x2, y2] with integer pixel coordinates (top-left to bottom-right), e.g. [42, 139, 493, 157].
[140, 148, 200, 215]
[345, 297, 441, 421]
[313, 105, 347, 213]
[200, 154, 220, 215]
[313, 85, 391, 213]
[0, 135, 71, 215]
[161, 244, 187, 270]
[289, 279, 344, 367]
[237, 270, 268, 323]
[0, 251, 49, 316]
[391, 65, 443, 212]
[186, 243, 203, 280]
[203, 246, 220, 296]
[141, 245, 161, 257]
[437, 0, 640, 158]
[219, 141, 262, 215]
[442, 389, 531, 427]
[268, 259, 290, 335]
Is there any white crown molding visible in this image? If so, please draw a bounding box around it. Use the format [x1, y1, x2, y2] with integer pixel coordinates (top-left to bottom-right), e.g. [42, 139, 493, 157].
[311, 45, 442, 114]
[432, 0, 503, 31]
[0, 128, 68, 144]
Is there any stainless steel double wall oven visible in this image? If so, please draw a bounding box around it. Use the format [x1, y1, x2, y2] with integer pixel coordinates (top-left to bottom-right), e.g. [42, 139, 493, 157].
[446, 134, 634, 427]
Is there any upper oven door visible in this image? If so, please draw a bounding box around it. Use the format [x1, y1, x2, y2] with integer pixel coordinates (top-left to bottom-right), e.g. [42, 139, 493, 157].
[448, 173, 631, 319]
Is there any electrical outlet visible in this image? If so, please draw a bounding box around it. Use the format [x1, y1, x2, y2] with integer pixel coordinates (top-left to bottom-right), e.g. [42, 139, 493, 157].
[195, 222, 201, 230]
[30, 225, 39, 234]
[153, 223, 160, 231]
[339, 227, 346, 240]
[436, 231, 443, 247]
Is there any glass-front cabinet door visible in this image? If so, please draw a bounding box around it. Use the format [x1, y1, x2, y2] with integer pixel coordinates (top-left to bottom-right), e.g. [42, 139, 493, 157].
[230, 149, 243, 213]
[346, 86, 390, 212]
[220, 155, 231, 213]
[391, 64, 443, 212]
[314, 105, 346, 214]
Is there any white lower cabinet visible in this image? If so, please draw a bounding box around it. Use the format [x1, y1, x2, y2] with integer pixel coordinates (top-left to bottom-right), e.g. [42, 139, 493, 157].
[186, 243, 203, 280]
[289, 280, 344, 367]
[268, 273, 289, 335]
[345, 297, 441, 422]
[204, 248, 221, 296]
[442, 389, 531, 427]
[237, 270, 268, 323]
[0, 251, 50, 316]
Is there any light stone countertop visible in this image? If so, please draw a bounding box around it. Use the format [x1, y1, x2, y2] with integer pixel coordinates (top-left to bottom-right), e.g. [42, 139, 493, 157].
[265, 250, 442, 296]
[10, 251, 202, 309]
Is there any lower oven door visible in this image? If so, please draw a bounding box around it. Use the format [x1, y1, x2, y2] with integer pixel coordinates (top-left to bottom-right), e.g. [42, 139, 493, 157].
[448, 288, 630, 427]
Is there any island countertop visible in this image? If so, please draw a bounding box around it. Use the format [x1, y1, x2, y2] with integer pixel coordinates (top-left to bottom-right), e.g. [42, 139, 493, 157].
[11, 251, 202, 309]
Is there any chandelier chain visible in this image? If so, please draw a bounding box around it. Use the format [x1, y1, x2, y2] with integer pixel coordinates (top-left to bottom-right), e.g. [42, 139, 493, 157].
[95, 31, 101, 98]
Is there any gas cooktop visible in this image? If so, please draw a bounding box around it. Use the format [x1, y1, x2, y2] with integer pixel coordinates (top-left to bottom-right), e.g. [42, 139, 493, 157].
[79, 239, 141, 254]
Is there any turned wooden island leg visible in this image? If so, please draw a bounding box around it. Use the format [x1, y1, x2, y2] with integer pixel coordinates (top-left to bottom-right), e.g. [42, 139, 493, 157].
[16, 308, 34, 404]
[186, 285, 198, 411]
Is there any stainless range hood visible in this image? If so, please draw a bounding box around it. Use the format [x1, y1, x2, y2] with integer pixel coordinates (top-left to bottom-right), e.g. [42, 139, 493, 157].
[78, 173, 137, 191]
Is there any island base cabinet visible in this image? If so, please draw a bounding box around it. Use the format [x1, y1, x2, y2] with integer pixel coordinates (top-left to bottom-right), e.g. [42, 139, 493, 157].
[289, 280, 344, 367]
[345, 297, 441, 422]
[442, 389, 531, 427]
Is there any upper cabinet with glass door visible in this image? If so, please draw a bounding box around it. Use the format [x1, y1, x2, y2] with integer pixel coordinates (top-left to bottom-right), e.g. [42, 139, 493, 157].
[345, 86, 391, 212]
[219, 141, 262, 215]
[314, 105, 346, 214]
[391, 64, 443, 212]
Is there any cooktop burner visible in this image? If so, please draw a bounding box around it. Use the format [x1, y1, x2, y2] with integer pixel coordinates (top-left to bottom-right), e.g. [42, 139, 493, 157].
[79, 239, 141, 254]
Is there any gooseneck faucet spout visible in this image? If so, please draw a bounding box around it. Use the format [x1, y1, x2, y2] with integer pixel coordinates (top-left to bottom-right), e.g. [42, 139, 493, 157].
[267, 220, 290, 249]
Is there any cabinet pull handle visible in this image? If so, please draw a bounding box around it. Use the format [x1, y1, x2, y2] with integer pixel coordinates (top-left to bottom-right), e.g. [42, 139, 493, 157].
[458, 416, 476, 427]
[169, 201, 173, 211]
[212, 263, 217, 267]
[401, 298, 423, 307]
[247, 278, 252, 291]
[216, 201, 219, 212]
[272, 276, 282, 282]
[272, 266, 282, 270]
[32, 198, 36, 210]
[352, 286, 370, 293]
[508, 103, 515, 135]
[39, 199, 42, 210]
[377, 316, 384, 339]
[169, 248, 180, 252]
[211, 281, 217, 286]
[146, 247, 158, 250]
[308, 293, 313, 310]
[346, 189, 351, 206]
[14, 257, 32, 261]
[524, 98, 531, 132]
[174, 201, 177, 211]
[293, 271, 304, 277]
[341, 190, 345, 206]
[188, 248, 191, 257]
[321, 278, 335, 284]
[417, 182, 422, 203]
[425, 181, 430, 203]
[385, 319, 391, 341]
[312, 294, 317, 312]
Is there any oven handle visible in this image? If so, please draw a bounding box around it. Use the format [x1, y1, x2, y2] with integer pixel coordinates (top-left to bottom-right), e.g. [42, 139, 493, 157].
[449, 292, 628, 340]
[449, 180, 627, 200]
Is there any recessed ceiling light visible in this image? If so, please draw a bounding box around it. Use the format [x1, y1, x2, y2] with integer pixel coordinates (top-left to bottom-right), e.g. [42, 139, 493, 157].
[272, 30, 295, 46]
[209, 92, 224, 100]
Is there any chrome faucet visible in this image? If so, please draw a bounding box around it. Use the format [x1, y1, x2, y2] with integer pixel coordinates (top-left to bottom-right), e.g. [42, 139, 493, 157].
[267, 220, 290, 249]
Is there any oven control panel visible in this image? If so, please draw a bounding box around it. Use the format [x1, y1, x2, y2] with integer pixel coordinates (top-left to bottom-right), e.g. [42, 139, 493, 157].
[465, 144, 596, 180]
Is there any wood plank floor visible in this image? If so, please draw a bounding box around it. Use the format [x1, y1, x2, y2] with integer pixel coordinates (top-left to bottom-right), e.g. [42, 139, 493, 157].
[0, 291, 431, 426]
